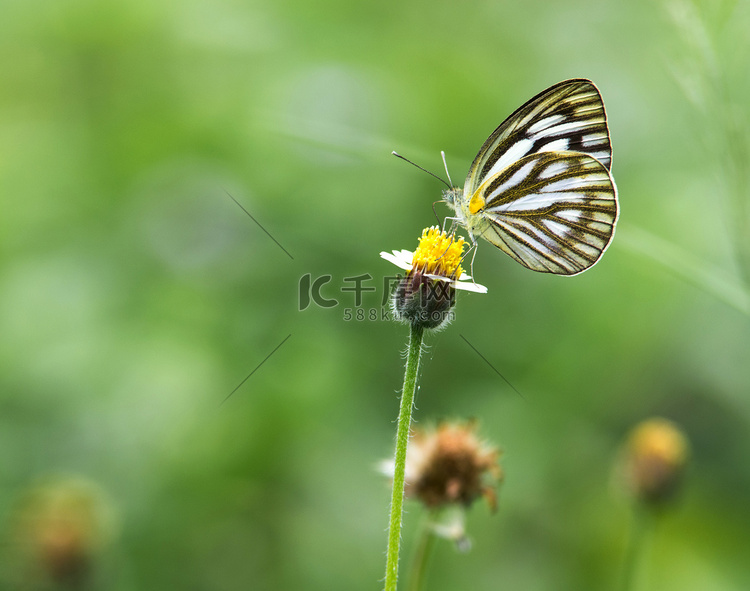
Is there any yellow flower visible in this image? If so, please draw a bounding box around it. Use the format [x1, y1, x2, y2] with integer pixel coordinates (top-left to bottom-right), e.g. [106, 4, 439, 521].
[381, 227, 486, 329]
[381, 227, 486, 293]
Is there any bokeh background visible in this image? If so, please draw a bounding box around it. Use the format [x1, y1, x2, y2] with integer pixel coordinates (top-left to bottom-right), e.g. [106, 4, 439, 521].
[1, 0, 749, 589]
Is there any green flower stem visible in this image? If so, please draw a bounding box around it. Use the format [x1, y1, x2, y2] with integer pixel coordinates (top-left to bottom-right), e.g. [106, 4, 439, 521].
[408, 514, 438, 591]
[619, 506, 654, 591]
[384, 324, 425, 591]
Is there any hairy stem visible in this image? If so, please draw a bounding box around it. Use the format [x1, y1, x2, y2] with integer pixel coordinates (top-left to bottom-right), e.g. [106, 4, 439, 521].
[384, 324, 425, 591]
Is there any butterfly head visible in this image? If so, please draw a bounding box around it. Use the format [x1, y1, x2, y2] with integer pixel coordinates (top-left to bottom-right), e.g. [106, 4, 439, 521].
[441, 187, 463, 209]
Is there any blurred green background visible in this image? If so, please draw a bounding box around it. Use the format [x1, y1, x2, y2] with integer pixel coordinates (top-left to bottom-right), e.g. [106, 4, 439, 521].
[1, 0, 749, 589]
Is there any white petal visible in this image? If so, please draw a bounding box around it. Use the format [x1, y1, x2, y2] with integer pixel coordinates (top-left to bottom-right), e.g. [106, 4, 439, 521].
[379, 250, 413, 270]
[424, 273, 452, 282]
[424, 273, 488, 294]
[454, 280, 488, 293]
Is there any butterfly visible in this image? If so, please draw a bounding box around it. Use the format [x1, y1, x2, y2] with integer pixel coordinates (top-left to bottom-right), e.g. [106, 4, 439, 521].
[442, 79, 619, 276]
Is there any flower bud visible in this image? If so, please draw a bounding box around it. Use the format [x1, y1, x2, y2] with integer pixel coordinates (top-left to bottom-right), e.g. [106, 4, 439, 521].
[10, 476, 117, 587]
[392, 267, 456, 330]
[621, 418, 689, 507]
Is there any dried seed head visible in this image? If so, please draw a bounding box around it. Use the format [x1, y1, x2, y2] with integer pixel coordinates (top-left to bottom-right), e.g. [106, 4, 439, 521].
[406, 421, 502, 510]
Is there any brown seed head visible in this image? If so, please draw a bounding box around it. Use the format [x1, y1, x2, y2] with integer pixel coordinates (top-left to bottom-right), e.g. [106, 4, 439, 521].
[407, 421, 502, 510]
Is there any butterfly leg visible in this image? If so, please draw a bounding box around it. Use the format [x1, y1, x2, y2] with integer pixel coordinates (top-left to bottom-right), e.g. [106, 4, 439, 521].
[468, 243, 479, 282]
[442, 216, 460, 235]
[455, 233, 479, 282]
[435, 227, 462, 263]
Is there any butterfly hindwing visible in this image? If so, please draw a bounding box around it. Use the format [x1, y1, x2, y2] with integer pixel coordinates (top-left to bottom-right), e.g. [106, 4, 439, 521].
[473, 151, 618, 275]
[464, 79, 612, 196]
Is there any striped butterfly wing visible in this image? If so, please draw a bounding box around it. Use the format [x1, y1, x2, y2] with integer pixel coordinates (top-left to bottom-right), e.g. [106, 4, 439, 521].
[474, 151, 618, 275]
[464, 79, 612, 196]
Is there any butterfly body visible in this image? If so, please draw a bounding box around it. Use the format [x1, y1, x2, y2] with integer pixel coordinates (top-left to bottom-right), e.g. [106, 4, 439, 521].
[442, 79, 619, 276]
[442, 186, 489, 241]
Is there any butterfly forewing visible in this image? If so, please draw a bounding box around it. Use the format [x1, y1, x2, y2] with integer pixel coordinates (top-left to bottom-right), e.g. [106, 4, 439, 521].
[474, 151, 618, 275]
[464, 79, 612, 196]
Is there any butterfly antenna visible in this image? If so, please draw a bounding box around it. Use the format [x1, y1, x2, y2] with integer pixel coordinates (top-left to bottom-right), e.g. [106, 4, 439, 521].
[392, 151, 452, 190]
[441, 151, 454, 188]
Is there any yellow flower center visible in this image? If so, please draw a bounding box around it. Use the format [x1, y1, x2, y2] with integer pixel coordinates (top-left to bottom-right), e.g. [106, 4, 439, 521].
[411, 227, 466, 279]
